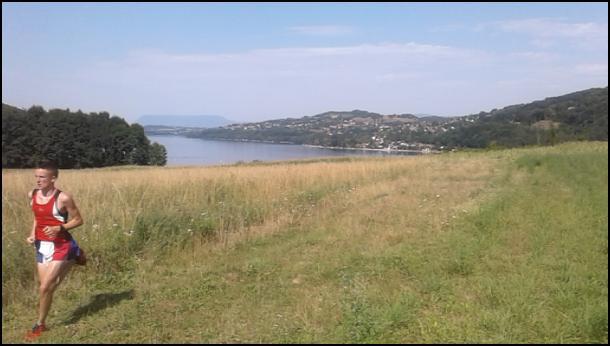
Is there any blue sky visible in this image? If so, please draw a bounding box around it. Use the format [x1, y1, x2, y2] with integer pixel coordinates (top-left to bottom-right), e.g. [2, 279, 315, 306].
[2, 3, 608, 123]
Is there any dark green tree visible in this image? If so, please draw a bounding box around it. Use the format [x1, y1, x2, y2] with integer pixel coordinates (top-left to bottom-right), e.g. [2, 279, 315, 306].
[149, 142, 167, 166]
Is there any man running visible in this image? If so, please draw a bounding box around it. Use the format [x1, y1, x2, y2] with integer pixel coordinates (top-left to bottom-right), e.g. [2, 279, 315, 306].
[25, 160, 85, 341]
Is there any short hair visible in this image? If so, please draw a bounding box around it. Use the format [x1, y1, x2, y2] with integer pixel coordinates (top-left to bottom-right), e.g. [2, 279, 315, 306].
[37, 160, 59, 178]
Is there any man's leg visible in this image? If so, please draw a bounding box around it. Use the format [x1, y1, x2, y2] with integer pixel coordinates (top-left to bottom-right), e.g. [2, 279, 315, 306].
[36, 260, 73, 325]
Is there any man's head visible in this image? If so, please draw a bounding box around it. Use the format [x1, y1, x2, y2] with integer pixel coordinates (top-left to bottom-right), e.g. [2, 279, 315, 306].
[34, 160, 59, 190]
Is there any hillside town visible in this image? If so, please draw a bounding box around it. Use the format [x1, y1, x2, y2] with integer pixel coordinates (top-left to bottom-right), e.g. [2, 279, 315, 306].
[144, 110, 478, 152]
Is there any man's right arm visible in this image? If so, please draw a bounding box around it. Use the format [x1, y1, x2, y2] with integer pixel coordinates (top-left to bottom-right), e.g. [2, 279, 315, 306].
[27, 220, 36, 244]
[27, 190, 35, 244]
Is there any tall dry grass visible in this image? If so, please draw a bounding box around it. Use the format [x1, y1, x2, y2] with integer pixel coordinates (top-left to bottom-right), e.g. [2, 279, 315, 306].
[4, 155, 478, 305]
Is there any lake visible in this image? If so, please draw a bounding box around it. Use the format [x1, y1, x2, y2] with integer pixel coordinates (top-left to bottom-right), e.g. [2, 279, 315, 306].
[147, 135, 421, 166]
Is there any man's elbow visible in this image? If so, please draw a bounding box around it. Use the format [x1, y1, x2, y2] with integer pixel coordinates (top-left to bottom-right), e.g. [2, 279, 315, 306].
[73, 216, 84, 228]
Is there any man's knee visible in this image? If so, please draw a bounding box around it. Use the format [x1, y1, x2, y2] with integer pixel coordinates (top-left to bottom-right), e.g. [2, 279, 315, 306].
[39, 279, 61, 295]
[39, 282, 55, 295]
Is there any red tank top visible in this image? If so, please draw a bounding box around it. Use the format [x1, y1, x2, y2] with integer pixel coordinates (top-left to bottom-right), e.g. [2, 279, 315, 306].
[32, 189, 72, 242]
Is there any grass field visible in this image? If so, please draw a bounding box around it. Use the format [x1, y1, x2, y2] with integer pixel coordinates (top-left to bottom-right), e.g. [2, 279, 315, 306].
[2, 142, 607, 343]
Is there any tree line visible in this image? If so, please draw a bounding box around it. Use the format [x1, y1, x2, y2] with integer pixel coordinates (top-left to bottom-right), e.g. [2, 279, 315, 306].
[2, 104, 167, 168]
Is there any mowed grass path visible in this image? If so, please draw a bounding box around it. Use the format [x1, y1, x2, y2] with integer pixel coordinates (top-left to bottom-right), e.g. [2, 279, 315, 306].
[2, 142, 607, 343]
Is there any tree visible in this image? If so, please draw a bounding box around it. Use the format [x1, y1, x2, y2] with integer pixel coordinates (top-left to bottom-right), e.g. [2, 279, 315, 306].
[149, 142, 167, 166]
[127, 123, 151, 165]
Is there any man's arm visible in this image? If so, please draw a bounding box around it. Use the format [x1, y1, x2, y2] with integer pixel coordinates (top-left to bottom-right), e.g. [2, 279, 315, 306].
[27, 220, 36, 244]
[27, 190, 36, 244]
[43, 192, 84, 238]
[58, 192, 84, 231]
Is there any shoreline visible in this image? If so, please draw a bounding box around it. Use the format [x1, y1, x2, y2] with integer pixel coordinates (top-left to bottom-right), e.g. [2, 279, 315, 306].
[147, 134, 440, 154]
[302, 144, 439, 154]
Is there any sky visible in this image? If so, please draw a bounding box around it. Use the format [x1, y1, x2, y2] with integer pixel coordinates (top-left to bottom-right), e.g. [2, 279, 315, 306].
[2, 2, 608, 124]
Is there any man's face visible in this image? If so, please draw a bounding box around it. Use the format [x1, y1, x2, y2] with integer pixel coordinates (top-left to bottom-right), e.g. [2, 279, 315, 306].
[34, 169, 55, 190]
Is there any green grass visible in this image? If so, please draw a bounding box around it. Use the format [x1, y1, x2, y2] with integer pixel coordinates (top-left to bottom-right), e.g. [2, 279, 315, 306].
[2, 142, 607, 343]
[407, 150, 608, 343]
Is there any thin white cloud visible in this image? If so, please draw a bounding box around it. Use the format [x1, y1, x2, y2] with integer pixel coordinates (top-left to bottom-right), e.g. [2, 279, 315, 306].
[250, 42, 475, 58]
[575, 63, 608, 76]
[495, 18, 606, 38]
[486, 18, 608, 49]
[288, 25, 355, 36]
[428, 24, 467, 33]
[376, 72, 419, 82]
[509, 51, 557, 63]
[108, 42, 483, 78]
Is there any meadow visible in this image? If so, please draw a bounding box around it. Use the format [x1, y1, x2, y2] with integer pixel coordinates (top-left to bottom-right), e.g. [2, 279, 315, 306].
[2, 142, 607, 343]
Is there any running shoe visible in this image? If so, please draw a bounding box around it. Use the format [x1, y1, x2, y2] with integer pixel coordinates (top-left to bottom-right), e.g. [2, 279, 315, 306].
[24, 323, 47, 341]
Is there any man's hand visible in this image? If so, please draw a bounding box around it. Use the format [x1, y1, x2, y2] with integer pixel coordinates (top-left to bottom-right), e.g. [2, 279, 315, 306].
[42, 225, 60, 239]
[26, 235, 35, 244]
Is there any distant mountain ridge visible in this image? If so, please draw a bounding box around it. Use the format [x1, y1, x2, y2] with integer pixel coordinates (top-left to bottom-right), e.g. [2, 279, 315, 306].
[137, 115, 234, 128]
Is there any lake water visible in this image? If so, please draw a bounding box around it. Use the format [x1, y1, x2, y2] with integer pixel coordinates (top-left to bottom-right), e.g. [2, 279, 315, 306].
[147, 135, 421, 166]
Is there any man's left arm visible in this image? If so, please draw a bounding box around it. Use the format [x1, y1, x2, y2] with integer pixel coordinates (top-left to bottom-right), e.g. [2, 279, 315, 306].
[60, 192, 84, 231]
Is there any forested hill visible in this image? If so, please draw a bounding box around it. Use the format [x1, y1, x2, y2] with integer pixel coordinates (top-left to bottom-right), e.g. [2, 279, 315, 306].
[437, 86, 608, 148]
[187, 87, 608, 150]
[2, 105, 167, 168]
